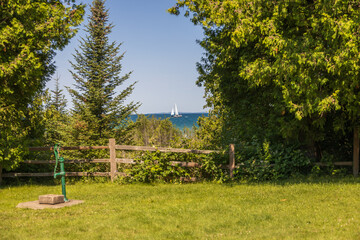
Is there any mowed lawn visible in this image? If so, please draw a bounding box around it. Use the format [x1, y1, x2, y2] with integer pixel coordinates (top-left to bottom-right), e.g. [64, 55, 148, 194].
[1, 180, 360, 239]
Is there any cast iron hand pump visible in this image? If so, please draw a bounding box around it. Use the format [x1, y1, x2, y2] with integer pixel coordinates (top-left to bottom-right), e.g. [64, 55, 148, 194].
[54, 144, 68, 202]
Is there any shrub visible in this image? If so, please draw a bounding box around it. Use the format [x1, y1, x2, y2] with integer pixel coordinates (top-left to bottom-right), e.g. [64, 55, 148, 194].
[235, 139, 312, 181]
[123, 151, 227, 183]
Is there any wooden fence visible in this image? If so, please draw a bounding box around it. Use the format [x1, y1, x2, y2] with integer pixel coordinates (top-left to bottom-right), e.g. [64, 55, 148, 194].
[1, 139, 356, 183]
[1, 139, 236, 182]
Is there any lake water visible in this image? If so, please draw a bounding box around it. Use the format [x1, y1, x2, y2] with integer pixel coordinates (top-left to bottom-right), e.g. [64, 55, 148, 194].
[130, 113, 209, 130]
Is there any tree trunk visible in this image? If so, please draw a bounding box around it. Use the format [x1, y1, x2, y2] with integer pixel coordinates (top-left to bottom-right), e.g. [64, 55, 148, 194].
[353, 127, 359, 177]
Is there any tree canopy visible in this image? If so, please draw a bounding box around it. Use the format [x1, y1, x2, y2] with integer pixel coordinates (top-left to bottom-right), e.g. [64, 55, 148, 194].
[1, 0, 84, 106]
[0, 0, 85, 170]
[170, 1, 360, 160]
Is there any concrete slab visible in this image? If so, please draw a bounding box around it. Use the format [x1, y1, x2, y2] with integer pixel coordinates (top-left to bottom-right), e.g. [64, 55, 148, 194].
[16, 199, 84, 210]
[39, 194, 64, 204]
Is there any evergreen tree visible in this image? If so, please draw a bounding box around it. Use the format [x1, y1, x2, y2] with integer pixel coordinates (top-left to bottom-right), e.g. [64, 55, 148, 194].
[44, 75, 69, 144]
[68, 0, 139, 145]
[51, 74, 67, 114]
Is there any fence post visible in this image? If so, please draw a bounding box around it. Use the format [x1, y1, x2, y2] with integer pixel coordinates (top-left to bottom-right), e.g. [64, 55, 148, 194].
[0, 164, 2, 185]
[109, 139, 116, 182]
[229, 144, 235, 178]
[353, 127, 359, 177]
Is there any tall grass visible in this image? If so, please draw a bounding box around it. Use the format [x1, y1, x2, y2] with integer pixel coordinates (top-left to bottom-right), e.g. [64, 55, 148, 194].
[1, 179, 360, 239]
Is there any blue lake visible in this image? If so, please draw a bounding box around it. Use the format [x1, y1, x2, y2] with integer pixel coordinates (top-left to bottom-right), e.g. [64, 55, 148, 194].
[130, 113, 209, 130]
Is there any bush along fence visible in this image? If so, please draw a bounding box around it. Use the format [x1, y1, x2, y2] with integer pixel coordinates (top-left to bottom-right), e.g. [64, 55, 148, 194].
[1, 139, 358, 183]
[0, 139, 236, 183]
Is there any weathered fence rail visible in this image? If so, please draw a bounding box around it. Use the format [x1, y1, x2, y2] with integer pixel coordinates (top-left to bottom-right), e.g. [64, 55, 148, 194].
[1, 139, 235, 182]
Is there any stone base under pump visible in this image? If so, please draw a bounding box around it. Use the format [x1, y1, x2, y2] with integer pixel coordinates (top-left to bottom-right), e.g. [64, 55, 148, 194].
[17, 194, 84, 210]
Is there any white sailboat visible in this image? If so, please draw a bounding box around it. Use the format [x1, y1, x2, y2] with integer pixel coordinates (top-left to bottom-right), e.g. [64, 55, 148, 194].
[171, 104, 182, 118]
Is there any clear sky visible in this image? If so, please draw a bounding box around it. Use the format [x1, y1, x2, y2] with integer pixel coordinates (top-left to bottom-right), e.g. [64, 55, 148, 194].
[48, 0, 207, 114]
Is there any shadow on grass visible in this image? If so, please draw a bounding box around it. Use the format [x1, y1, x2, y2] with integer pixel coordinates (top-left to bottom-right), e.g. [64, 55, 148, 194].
[0, 174, 113, 189]
[0, 177, 58, 189]
[224, 175, 360, 187]
[2, 175, 360, 189]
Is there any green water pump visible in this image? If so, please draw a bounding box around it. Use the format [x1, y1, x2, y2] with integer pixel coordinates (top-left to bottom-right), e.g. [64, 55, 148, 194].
[54, 143, 68, 202]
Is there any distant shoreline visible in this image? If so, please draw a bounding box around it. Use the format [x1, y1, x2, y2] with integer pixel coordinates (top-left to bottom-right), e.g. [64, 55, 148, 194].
[130, 112, 209, 130]
[133, 112, 208, 115]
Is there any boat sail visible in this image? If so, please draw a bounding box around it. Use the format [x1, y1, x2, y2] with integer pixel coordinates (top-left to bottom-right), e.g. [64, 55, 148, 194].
[171, 104, 182, 118]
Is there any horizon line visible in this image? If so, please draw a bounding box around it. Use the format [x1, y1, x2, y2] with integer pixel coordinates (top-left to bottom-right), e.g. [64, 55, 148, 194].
[132, 111, 209, 115]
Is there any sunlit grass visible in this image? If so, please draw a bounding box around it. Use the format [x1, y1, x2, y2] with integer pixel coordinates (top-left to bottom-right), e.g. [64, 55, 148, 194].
[1, 179, 360, 239]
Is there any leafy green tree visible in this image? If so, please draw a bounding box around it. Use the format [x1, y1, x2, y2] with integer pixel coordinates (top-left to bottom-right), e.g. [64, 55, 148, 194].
[131, 115, 182, 147]
[68, 0, 139, 145]
[170, 1, 360, 161]
[195, 109, 223, 150]
[0, 0, 84, 171]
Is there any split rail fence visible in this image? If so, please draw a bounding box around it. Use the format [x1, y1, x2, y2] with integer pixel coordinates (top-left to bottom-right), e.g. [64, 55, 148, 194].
[1, 138, 357, 183]
[1, 139, 236, 182]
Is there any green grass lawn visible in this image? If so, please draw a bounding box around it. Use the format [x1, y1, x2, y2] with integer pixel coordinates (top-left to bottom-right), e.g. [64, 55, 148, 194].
[1, 179, 360, 239]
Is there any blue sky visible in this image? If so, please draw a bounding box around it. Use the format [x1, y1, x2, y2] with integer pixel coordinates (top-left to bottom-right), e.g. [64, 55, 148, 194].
[48, 0, 207, 114]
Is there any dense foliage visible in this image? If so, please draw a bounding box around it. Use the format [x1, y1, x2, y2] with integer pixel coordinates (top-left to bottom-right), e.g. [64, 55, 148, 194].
[122, 151, 227, 183]
[6, 0, 360, 182]
[131, 115, 182, 147]
[0, 0, 84, 170]
[170, 0, 360, 164]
